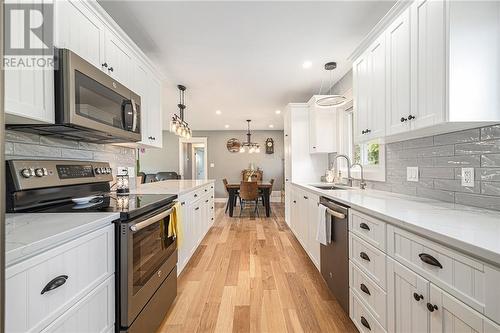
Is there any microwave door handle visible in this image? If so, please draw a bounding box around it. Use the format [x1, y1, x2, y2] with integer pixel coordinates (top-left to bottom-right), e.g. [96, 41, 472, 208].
[130, 207, 174, 232]
[131, 98, 138, 132]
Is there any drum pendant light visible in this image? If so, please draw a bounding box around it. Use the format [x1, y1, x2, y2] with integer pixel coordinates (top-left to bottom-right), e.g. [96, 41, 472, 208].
[316, 62, 347, 108]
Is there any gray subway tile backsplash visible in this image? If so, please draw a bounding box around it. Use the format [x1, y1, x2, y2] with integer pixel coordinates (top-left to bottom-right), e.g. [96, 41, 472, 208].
[5, 130, 136, 172]
[364, 125, 500, 211]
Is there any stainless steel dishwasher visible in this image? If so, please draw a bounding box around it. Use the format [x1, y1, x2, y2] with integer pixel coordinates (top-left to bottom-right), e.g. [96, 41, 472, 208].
[319, 197, 349, 314]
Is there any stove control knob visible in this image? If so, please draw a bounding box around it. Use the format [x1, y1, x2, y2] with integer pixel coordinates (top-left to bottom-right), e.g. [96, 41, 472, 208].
[107, 168, 112, 174]
[21, 168, 32, 178]
[34, 168, 44, 177]
[95, 167, 102, 175]
[42, 168, 49, 176]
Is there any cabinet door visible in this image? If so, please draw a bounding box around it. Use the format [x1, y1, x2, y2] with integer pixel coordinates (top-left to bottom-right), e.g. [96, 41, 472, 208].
[134, 62, 150, 144]
[298, 192, 309, 248]
[105, 29, 133, 87]
[4, 1, 54, 124]
[177, 199, 189, 272]
[307, 194, 320, 269]
[429, 284, 500, 333]
[54, 0, 105, 69]
[387, 258, 429, 333]
[386, 8, 412, 136]
[353, 53, 369, 143]
[308, 104, 337, 153]
[147, 74, 163, 148]
[410, 0, 446, 130]
[367, 34, 386, 140]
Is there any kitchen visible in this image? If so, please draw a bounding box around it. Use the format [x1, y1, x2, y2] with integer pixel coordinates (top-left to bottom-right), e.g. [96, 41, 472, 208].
[1, 1, 500, 333]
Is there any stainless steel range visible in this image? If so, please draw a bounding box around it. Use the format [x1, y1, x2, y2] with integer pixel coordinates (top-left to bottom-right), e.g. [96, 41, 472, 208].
[6, 159, 178, 333]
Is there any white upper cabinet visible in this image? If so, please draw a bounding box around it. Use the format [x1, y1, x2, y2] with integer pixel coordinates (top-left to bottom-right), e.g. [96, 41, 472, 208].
[104, 29, 133, 88]
[54, 1, 105, 69]
[308, 96, 338, 154]
[353, 0, 500, 141]
[385, 8, 411, 136]
[4, 1, 54, 124]
[353, 35, 386, 143]
[410, 0, 445, 130]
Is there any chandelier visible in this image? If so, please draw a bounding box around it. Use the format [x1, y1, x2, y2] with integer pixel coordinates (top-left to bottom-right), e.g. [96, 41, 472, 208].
[240, 120, 260, 153]
[170, 85, 192, 138]
[316, 62, 347, 108]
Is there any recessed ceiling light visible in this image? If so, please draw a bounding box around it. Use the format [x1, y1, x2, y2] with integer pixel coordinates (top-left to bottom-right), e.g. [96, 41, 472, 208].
[269, 124, 274, 128]
[302, 61, 312, 69]
[215, 110, 222, 115]
[224, 124, 230, 128]
[275, 110, 281, 114]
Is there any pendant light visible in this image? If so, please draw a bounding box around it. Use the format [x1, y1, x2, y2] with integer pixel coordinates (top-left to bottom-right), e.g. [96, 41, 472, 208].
[316, 62, 347, 108]
[170, 85, 192, 138]
[239, 120, 260, 153]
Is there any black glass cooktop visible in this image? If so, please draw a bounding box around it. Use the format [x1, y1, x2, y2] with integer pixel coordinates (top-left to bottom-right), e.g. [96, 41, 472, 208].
[34, 192, 177, 220]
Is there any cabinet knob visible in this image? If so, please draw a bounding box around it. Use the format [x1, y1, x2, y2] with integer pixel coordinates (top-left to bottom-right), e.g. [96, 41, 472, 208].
[303, 196, 308, 200]
[413, 293, 424, 301]
[108, 67, 114, 72]
[366, 129, 371, 133]
[400, 117, 408, 123]
[426, 303, 438, 312]
[408, 114, 416, 120]
[312, 146, 316, 149]
[361, 130, 366, 134]
[293, 200, 296, 204]
[101, 62, 108, 68]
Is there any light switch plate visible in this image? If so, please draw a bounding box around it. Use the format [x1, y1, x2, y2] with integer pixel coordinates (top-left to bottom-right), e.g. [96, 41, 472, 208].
[407, 167, 419, 182]
[210, 163, 215, 168]
[461, 168, 475, 187]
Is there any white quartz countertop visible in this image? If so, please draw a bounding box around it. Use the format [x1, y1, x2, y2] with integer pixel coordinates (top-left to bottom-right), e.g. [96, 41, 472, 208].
[294, 182, 500, 267]
[5, 212, 119, 267]
[130, 179, 215, 195]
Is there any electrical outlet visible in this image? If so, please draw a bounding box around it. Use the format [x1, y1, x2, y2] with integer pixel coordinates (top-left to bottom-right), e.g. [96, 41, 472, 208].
[461, 168, 475, 187]
[407, 167, 419, 182]
[210, 163, 215, 168]
[117, 167, 128, 176]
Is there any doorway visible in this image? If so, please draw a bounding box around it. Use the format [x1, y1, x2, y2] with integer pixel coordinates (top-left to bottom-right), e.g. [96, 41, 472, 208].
[179, 137, 208, 180]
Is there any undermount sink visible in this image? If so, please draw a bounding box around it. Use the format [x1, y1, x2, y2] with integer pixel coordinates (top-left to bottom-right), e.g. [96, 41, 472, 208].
[311, 185, 347, 190]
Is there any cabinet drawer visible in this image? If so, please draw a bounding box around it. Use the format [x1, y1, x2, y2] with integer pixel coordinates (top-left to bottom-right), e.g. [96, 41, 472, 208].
[41, 275, 115, 333]
[350, 232, 387, 290]
[350, 290, 387, 333]
[6, 225, 114, 333]
[387, 224, 500, 324]
[350, 210, 386, 251]
[350, 261, 387, 328]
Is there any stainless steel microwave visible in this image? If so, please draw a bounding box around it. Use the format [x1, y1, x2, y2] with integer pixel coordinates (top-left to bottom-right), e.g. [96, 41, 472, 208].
[7, 48, 141, 143]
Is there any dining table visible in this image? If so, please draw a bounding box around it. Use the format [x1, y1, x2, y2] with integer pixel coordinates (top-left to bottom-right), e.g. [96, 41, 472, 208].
[226, 181, 273, 217]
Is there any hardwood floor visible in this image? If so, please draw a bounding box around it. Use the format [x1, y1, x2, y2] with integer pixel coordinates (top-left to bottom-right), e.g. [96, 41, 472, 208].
[158, 203, 356, 333]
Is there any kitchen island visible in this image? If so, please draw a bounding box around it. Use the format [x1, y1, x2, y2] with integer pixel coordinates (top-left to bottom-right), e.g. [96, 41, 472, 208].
[132, 179, 216, 274]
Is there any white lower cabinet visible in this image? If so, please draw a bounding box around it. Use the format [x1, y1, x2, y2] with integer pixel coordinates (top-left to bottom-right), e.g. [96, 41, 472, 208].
[177, 183, 215, 274]
[41, 276, 115, 333]
[288, 185, 321, 270]
[348, 208, 500, 333]
[387, 258, 429, 333]
[6, 224, 115, 333]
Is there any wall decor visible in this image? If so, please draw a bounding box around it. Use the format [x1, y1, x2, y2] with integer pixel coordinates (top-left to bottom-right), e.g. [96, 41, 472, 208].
[265, 138, 274, 154]
[226, 138, 241, 153]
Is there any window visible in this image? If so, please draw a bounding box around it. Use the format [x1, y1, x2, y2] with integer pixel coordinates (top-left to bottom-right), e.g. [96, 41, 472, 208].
[337, 109, 386, 182]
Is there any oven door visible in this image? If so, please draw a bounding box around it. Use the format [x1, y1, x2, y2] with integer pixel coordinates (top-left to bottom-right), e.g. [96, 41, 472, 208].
[56, 48, 141, 142]
[120, 202, 177, 328]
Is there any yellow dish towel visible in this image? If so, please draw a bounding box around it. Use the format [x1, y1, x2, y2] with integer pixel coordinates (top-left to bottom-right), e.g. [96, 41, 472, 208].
[168, 202, 183, 248]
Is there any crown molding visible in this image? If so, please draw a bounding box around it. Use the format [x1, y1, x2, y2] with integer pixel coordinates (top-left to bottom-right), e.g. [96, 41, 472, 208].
[348, 0, 413, 62]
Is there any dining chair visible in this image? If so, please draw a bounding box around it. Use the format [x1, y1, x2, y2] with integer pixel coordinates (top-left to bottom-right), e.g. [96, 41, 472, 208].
[223, 178, 240, 214]
[260, 178, 274, 206]
[239, 181, 260, 217]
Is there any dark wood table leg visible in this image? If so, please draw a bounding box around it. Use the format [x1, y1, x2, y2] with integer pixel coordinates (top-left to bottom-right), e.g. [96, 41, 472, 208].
[263, 188, 271, 217]
[228, 188, 236, 217]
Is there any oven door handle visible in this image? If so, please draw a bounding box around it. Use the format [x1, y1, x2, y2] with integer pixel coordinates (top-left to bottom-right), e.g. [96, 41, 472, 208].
[130, 206, 174, 232]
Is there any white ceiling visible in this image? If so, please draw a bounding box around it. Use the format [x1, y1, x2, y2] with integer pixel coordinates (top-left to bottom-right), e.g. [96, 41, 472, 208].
[99, 0, 395, 131]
